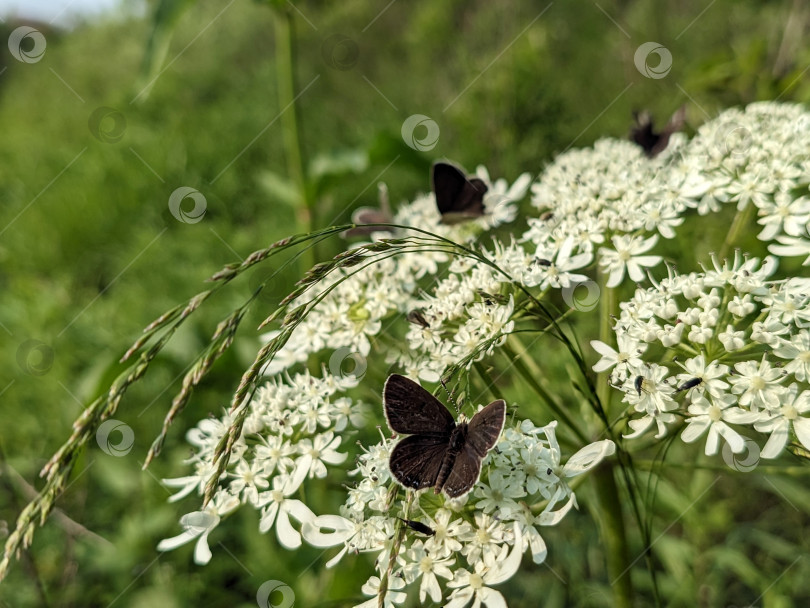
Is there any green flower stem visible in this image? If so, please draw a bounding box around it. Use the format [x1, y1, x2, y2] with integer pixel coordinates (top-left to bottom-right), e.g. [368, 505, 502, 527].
[593, 463, 634, 608]
[718, 201, 756, 261]
[504, 335, 588, 445]
[273, 6, 315, 272]
[594, 267, 633, 607]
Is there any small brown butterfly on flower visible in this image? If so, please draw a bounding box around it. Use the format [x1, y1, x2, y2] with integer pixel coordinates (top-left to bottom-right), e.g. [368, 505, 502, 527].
[383, 374, 505, 498]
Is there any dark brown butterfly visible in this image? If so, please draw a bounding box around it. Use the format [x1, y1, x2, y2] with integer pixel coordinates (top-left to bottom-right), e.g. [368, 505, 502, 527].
[384, 374, 506, 498]
[630, 105, 686, 158]
[432, 161, 488, 225]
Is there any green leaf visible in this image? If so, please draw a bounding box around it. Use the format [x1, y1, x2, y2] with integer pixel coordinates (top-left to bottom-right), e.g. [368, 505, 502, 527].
[134, 0, 198, 103]
[309, 148, 369, 182]
[256, 170, 301, 208]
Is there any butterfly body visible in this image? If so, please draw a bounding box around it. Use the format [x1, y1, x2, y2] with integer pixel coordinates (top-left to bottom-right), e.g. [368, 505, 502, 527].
[384, 374, 505, 498]
[630, 106, 686, 158]
[434, 422, 469, 494]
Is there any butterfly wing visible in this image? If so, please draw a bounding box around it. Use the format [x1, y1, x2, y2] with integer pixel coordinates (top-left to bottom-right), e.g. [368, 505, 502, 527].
[441, 447, 485, 498]
[441, 400, 506, 498]
[432, 162, 467, 214]
[343, 207, 393, 237]
[651, 104, 687, 157]
[466, 399, 507, 456]
[630, 110, 658, 156]
[432, 162, 488, 224]
[383, 374, 455, 436]
[389, 434, 448, 491]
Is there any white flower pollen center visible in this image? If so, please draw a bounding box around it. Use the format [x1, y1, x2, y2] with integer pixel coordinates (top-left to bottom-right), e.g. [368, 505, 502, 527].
[708, 404, 723, 422]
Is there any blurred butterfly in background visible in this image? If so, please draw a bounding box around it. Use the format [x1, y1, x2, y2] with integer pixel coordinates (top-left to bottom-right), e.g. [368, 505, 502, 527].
[629, 105, 686, 158]
[432, 161, 489, 224]
[383, 374, 506, 498]
[343, 182, 394, 237]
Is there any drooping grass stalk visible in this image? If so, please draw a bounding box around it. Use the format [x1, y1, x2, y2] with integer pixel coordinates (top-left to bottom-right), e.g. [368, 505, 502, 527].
[0, 227, 345, 582]
[273, 5, 315, 272]
[377, 489, 414, 608]
[596, 268, 616, 418]
[205, 237, 470, 504]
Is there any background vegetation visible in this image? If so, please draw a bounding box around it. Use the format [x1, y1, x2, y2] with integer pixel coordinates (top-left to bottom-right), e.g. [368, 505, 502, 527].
[1, 0, 809, 605]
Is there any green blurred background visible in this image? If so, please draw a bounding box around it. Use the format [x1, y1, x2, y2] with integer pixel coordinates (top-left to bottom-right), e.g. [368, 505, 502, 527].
[2, 0, 810, 606]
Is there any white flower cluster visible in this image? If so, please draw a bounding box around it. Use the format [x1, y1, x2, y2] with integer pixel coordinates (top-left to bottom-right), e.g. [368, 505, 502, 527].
[157, 370, 366, 563]
[522, 102, 810, 288]
[302, 418, 615, 607]
[154, 101, 810, 607]
[393, 259, 517, 382]
[523, 137, 682, 287]
[592, 252, 810, 458]
[261, 168, 532, 376]
[684, 102, 810, 265]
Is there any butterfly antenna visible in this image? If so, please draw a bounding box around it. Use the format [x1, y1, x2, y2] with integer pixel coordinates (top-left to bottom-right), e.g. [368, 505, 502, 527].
[440, 377, 461, 416]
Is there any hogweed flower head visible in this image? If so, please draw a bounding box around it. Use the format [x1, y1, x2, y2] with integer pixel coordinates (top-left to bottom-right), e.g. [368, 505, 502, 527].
[596, 254, 810, 460]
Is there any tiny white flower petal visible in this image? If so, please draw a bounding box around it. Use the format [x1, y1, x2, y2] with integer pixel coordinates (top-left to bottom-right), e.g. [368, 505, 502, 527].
[794, 418, 810, 451]
[193, 531, 213, 565]
[325, 546, 349, 569]
[529, 530, 548, 564]
[681, 418, 709, 443]
[590, 340, 617, 357]
[538, 494, 576, 526]
[486, 523, 523, 585]
[704, 427, 721, 455]
[607, 266, 624, 288]
[445, 588, 475, 608]
[275, 509, 301, 549]
[562, 440, 616, 477]
[259, 502, 279, 533]
[286, 499, 317, 526]
[156, 530, 198, 552]
[760, 419, 789, 459]
[301, 514, 355, 547]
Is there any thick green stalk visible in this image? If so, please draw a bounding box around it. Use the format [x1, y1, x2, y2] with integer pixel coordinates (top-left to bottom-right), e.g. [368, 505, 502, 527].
[718, 201, 756, 261]
[273, 6, 314, 272]
[594, 267, 633, 607]
[593, 463, 634, 607]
